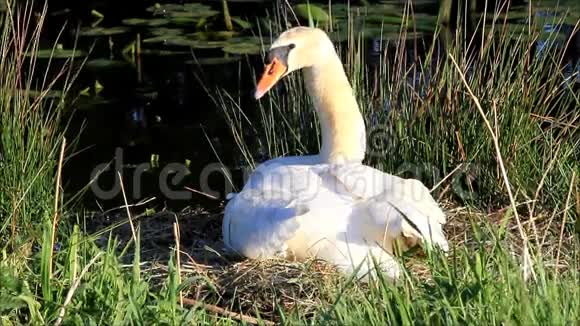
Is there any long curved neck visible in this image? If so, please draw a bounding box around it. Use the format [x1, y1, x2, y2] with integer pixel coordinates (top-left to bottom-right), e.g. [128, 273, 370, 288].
[302, 55, 366, 164]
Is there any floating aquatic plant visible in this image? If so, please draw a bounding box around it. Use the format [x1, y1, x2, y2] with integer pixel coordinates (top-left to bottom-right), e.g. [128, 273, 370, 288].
[85, 58, 130, 70]
[191, 31, 240, 41]
[294, 3, 330, 25]
[146, 2, 213, 14]
[148, 27, 185, 36]
[142, 35, 185, 45]
[26, 48, 87, 58]
[222, 42, 262, 55]
[78, 26, 130, 36]
[25, 89, 64, 99]
[167, 10, 220, 19]
[122, 18, 171, 27]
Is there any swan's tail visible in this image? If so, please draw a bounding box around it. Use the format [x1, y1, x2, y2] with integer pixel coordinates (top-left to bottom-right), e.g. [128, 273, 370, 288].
[366, 179, 448, 253]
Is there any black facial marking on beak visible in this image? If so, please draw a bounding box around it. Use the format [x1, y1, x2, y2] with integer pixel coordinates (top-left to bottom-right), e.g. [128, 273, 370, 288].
[254, 43, 296, 100]
[266, 43, 295, 67]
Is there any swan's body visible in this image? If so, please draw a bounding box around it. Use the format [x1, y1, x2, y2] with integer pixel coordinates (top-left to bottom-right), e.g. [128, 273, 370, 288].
[222, 27, 448, 280]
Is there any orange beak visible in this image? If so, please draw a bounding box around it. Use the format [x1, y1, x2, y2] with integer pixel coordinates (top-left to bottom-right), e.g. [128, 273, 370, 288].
[254, 57, 287, 100]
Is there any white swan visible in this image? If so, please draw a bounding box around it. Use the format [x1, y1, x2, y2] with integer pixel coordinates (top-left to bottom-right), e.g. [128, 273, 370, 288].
[222, 27, 448, 281]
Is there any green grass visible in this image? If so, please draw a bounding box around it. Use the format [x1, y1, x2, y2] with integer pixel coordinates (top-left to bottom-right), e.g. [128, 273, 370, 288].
[318, 241, 579, 325]
[1, 1, 579, 325]
[221, 6, 580, 211]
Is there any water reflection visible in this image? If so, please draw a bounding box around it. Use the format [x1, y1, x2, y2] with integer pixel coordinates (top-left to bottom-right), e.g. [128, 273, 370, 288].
[28, 0, 578, 212]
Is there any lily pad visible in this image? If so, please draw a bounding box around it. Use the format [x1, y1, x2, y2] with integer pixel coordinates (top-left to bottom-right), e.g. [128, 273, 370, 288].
[532, 2, 580, 18]
[146, 3, 212, 14]
[229, 36, 265, 44]
[139, 49, 190, 56]
[231, 17, 253, 30]
[122, 18, 170, 27]
[363, 14, 404, 25]
[328, 4, 364, 17]
[326, 3, 403, 20]
[26, 48, 87, 58]
[191, 31, 240, 40]
[142, 35, 186, 45]
[474, 9, 530, 23]
[148, 28, 184, 36]
[145, 2, 219, 22]
[79, 26, 130, 36]
[222, 42, 262, 55]
[362, 28, 424, 41]
[367, 4, 403, 16]
[86, 58, 129, 70]
[168, 10, 219, 19]
[26, 89, 64, 99]
[353, 20, 405, 32]
[404, 14, 438, 30]
[169, 17, 199, 25]
[488, 22, 568, 42]
[530, 13, 580, 27]
[294, 4, 330, 23]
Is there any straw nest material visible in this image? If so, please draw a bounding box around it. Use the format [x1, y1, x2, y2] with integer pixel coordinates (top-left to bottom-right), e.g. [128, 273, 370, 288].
[87, 199, 578, 324]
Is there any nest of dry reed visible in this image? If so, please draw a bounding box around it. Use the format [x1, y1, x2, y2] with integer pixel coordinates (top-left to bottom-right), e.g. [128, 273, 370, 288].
[87, 199, 578, 324]
[88, 204, 341, 323]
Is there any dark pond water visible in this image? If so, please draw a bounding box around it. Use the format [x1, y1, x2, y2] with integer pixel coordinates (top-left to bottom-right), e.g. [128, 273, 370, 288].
[21, 0, 579, 214]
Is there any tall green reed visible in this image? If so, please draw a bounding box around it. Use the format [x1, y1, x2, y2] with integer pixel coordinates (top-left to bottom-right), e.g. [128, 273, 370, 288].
[1, 1, 577, 324]
[0, 4, 236, 324]
[0, 2, 74, 322]
[212, 3, 579, 215]
[0, 2, 79, 246]
[314, 219, 579, 325]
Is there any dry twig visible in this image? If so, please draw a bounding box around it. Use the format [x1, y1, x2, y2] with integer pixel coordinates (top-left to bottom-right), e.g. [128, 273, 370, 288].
[49, 137, 66, 278]
[118, 171, 137, 244]
[182, 297, 275, 326]
[54, 252, 104, 326]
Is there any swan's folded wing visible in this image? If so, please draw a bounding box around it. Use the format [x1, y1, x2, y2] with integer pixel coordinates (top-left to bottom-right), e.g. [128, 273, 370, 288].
[223, 187, 310, 259]
[327, 163, 446, 224]
[365, 191, 448, 252]
[327, 163, 447, 251]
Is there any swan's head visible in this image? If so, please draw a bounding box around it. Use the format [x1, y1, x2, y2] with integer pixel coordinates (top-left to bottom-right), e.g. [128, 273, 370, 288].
[254, 26, 336, 99]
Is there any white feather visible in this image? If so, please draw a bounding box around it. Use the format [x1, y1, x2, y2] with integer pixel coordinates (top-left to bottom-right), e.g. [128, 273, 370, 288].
[223, 161, 448, 281]
[222, 27, 448, 281]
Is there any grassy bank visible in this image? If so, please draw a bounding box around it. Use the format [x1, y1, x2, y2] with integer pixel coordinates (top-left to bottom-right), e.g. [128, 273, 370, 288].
[2, 2, 579, 325]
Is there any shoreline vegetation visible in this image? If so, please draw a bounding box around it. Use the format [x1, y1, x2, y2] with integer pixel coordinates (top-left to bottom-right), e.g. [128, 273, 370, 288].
[1, 1, 579, 325]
